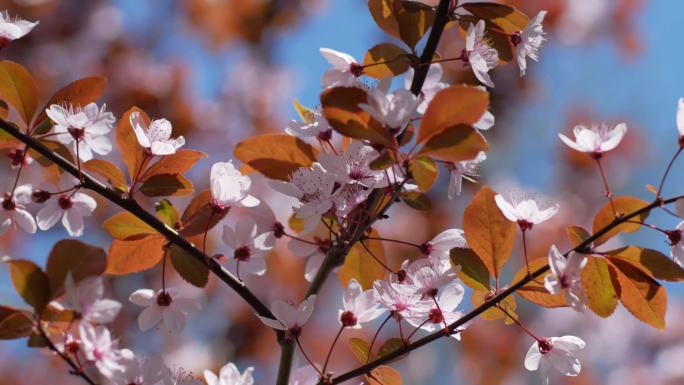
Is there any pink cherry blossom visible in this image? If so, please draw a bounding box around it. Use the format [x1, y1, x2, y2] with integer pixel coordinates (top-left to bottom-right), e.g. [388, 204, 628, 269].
[669, 221, 684, 266]
[513, 11, 547, 76]
[320, 48, 363, 88]
[210, 161, 260, 211]
[204, 362, 254, 385]
[0, 11, 38, 49]
[373, 279, 432, 318]
[558, 122, 627, 155]
[464, 20, 499, 88]
[287, 237, 329, 282]
[447, 152, 486, 199]
[422, 229, 467, 260]
[358, 76, 419, 131]
[494, 192, 559, 231]
[525, 335, 586, 384]
[36, 184, 96, 237]
[46, 102, 115, 161]
[405, 65, 447, 114]
[78, 323, 125, 379]
[544, 245, 587, 311]
[221, 217, 274, 278]
[63, 275, 122, 324]
[0, 185, 36, 235]
[130, 111, 185, 155]
[129, 288, 201, 334]
[339, 279, 384, 329]
[256, 295, 317, 337]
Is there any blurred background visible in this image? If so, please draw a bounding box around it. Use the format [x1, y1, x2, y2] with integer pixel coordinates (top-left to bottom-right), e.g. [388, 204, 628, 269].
[1, 0, 684, 384]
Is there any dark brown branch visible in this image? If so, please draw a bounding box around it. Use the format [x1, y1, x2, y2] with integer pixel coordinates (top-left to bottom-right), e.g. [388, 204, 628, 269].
[325, 194, 683, 384]
[0, 120, 278, 330]
[37, 324, 98, 385]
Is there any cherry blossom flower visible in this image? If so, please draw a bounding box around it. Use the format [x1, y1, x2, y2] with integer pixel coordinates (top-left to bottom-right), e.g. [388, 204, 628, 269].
[221, 217, 274, 278]
[0, 185, 36, 235]
[256, 295, 317, 337]
[7, 147, 32, 169]
[317, 141, 386, 188]
[421, 229, 467, 260]
[289, 365, 319, 385]
[463, 20, 499, 88]
[204, 362, 254, 385]
[405, 282, 465, 339]
[373, 279, 431, 318]
[269, 164, 336, 233]
[447, 152, 487, 199]
[405, 65, 447, 114]
[287, 237, 330, 282]
[677, 98, 684, 146]
[78, 323, 124, 379]
[544, 245, 587, 311]
[46, 103, 115, 161]
[339, 279, 384, 329]
[286, 109, 333, 141]
[210, 161, 260, 212]
[358, 76, 419, 132]
[320, 48, 363, 88]
[525, 335, 586, 384]
[0, 11, 38, 49]
[669, 222, 684, 266]
[558, 123, 627, 156]
[63, 275, 122, 324]
[513, 11, 547, 76]
[36, 189, 96, 237]
[494, 192, 559, 231]
[397, 257, 457, 298]
[129, 288, 201, 334]
[130, 111, 185, 155]
[110, 349, 166, 385]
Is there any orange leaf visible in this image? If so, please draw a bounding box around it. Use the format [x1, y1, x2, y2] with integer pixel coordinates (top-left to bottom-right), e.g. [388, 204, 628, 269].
[116, 107, 147, 181]
[320, 87, 394, 147]
[139, 174, 194, 197]
[348, 337, 371, 364]
[82, 159, 127, 192]
[366, 365, 402, 385]
[581, 256, 618, 317]
[451, 247, 490, 291]
[338, 231, 388, 290]
[106, 235, 166, 275]
[417, 123, 489, 162]
[417, 85, 489, 144]
[7, 259, 51, 312]
[460, 3, 529, 62]
[513, 257, 567, 308]
[103, 211, 159, 240]
[606, 246, 684, 281]
[45, 239, 107, 298]
[409, 156, 438, 192]
[234, 133, 319, 181]
[462, 186, 516, 281]
[608, 258, 667, 330]
[362, 43, 411, 79]
[0, 60, 38, 125]
[179, 190, 229, 236]
[566, 225, 591, 248]
[471, 290, 517, 324]
[0, 306, 33, 340]
[140, 149, 207, 181]
[592, 196, 650, 245]
[35, 76, 107, 124]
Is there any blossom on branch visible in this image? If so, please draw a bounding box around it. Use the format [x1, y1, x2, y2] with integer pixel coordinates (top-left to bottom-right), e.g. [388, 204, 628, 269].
[525, 335, 586, 385]
[129, 288, 201, 334]
[0, 185, 36, 235]
[421, 229, 467, 260]
[339, 279, 384, 328]
[204, 362, 255, 385]
[0, 11, 38, 48]
[78, 323, 124, 379]
[447, 151, 487, 199]
[46, 102, 115, 161]
[130, 111, 185, 155]
[544, 245, 587, 311]
[514, 11, 548, 76]
[210, 161, 260, 212]
[464, 20, 499, 88]
[36, 188, 96, 237]
[558, 122, 627, 156]
[320, 48, 363, 88]
[257, 295, 317, 338]
[221, 217, 274, 277]
[494, 192, 559, 231]
[358, 76, 419, 132]
[63, 275, 122, 324]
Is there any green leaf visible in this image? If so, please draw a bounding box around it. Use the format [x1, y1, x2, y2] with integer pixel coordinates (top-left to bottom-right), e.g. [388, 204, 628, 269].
[7, 260, 51, 312]
[103, 211, 159, 240]
[401, 191, 431, 210]
[139, 174, 194, 197]
[348, 337, 370, 364]
[450, 247, 490, 291]
[170, 245, 209, 288]
[156, 199, 179, 228]
[45, 239, 107, 298]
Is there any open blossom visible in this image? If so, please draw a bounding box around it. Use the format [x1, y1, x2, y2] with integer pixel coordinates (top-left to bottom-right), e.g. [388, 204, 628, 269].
[269, 164, 335, 234]
[257, 295, 317, 337]
[558, 122, 627, 156]
[36, 187, 96, 237]
[320, 48, 363, 88]
[210, 161, 260, 212]
[318, 141, 386, 188]
[79, 323, 124, 379]
[373, 279, 431, 318]
[0, 185, 36, 235]
[514, 11, 547, 76]
[676, 98, 684, 145]
[494, 192, 559, 231]
[46, 103, 115, 161]
[0, 11, 38, 48]
[204, 362, 254, 385]
[64, 275, 122, 324]
[129, 288, 201, 334]
[464, 20, 499, 88]
[110, 349, 166, 385]
[421, 229, 467, 260]
[405, 65, 447, 114]
[406, 282, 465, 339]
[221, 217, 274, 277]
[358, 76, 419, 131]
[130, 111, 185, 155]
[525, 335, 586, 385]
[397, 257, 457, 298]
[544, 245, 587, 311]
[339, 279, 384, 328]
[287, 237, 330, 282]
[447, 152, 486, 199]
[286, 107, 333, 141]
[669, 221, 684, 266]
[289, 365, 319, 385]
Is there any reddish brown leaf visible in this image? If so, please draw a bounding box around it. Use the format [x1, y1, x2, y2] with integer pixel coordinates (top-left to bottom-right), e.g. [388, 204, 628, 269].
[180, 190, 229, 237]
[362, 43, 411, 79]
[513, 258, 567, 308]
[35, 76, 107, 124]
[581, 256, 618, 317]
[45, 239, 107, 298]
[0, 60, 38, 125]
[608, 258, 667, 330]
[83, 159, 127, 192]
[234, 133, 319, 181]
[106, 235, 167, 275]
[417, 123, 489, 162]
[592, 196, 650, 245]
[7, 259, 51, 312]
[417, 85, 489, 144]
[139, 174, 194, 197]
[140, 149, 207, 181]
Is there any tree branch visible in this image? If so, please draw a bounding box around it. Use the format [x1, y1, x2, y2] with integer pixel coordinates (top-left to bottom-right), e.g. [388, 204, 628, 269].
[0, 120, 278, 331]
[325, 194, 683, 384]
[37, 324, 99, 385]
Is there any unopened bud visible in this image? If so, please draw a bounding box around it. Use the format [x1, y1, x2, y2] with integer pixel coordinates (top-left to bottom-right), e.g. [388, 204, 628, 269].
[32, 189, 51, 203]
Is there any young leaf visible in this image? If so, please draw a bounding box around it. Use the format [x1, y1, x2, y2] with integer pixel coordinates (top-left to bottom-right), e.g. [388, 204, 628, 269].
[180, 190, 229, 237]
[103, 211, 159, 240]
[417, 124, 489, 162]
[471, 290, 517, 324]
[234, 133, 319, 181]
[368, 0, 435, 50]
[581, 256, 618, 317]
[348, 337, 371, 363]
[320, 87, 394, 147]
[409, 156, 438, 192]
[462, 186, 516, 281]
[605, 246, 684, 281]
[566, 225, 591, 248]
[82, 159, 128, 193]
[366, 365, 402, 385]
[105, 235, 166, 275]
[378, 338, 404, 358]
[608, 258, 667, 330]
[362, 43, 411, 79]
[116, 107, 147, 180]
[401, 191, 431, 210]
[0, 306, 33, 340]
[592, 196, 650, 245]
[156, 199, 179, 228]
[338, 232, 388, 290]
[170, 245, 209, 288]
[139, 174, 194, 197]
[45, 239, 107, 298]
[7, 259, 51, 312]
[0, 60, 38, 125]
[140, 149, 207, 181]
[34, 76, 108, 124]
[417, 85, 489, 144]
[512, 257, 567, 308]
[450, 247, 490, 291]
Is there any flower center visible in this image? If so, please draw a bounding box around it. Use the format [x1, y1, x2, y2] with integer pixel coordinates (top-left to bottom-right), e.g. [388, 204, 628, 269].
[560, 274, 572, 289]
[65, 341, 80, 354]
[156, 291, 173, 307]
[234, 246, 251, 262]
[667, 230, 682, 246]
[340, 310, 358, 327]
[538, 338, 553, 354]
[517, 219, 533, 232]
[428, 308, 443, 324]
[67, 127, 85, 141]
[396, 269, 407, 283]
[426, 288, 438, 298]
[318, 129, 332, 142]
[288, 325, 302, 338]
[1, 194, 15, 211]
[58, 195, 73, 210]
[420, 242, 433, 256]
[7, 148, 26, 167]
[210, 199, 230, 215]
[511, 31, 522, 46]
[349, 62, 364, 77]
[272, 222, 285, 238]
[32, 189, 51, 203]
